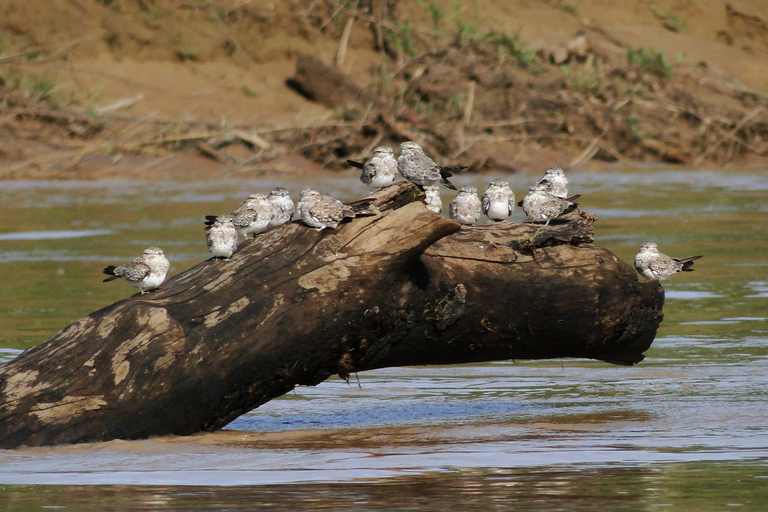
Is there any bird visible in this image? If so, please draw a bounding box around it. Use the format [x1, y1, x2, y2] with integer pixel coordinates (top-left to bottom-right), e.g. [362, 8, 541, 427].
[634, 242, 703, 280]
[348, 146, 398, 191]
[297, 188, 355, 231]
[103, 247, 170, 294]
[482, 178, 515, 222]
[230, 193, 273, 238]
[423, 184, 443, 215]
[204, 193, 273, 238]
[397, 141, 461, 190]
[206, 214, 239, 259]
[449, 186, 482, 225]
[267, 187, 294, 228]
[534, 166, 569, 198]
[521, 182, 580, 225]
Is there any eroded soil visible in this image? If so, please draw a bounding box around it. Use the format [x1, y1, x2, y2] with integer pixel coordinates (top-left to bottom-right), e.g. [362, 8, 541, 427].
[1, 0, 767, 179]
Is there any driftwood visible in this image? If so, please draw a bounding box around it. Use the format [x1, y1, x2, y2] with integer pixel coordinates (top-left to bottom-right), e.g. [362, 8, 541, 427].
[0, 182, 663, 448]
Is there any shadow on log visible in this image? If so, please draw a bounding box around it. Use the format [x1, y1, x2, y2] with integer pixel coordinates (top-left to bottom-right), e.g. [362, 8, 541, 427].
[0, 182, 664, 448]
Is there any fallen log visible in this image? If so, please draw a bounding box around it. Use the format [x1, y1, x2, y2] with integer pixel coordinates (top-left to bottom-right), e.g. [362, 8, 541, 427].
[0, 182, 663, 448]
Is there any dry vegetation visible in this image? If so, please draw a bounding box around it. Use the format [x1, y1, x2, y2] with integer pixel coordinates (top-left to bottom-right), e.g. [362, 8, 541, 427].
[0, 0, 767, 177]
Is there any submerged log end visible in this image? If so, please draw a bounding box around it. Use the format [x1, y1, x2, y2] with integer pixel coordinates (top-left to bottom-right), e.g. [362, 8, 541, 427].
[378, 208, 665, 367]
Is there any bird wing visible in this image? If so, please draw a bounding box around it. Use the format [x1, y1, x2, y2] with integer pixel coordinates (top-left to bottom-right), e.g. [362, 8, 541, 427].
[117, 258, 152, 283]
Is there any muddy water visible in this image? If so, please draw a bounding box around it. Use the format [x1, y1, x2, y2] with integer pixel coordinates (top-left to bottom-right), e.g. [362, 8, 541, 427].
[0, 168, 767, 510]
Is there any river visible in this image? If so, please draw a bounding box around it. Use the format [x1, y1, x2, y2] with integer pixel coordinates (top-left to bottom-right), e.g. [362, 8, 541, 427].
[0, 167, 766, 510]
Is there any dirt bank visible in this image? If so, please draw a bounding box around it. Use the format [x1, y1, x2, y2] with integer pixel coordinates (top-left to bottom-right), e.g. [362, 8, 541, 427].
[0, 0, 766, 179]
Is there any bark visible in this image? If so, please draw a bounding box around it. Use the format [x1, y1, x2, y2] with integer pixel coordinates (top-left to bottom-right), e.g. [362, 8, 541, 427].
[0, 182, 664, 448]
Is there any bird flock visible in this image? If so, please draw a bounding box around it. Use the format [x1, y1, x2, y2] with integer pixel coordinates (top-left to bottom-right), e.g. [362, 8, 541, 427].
[102, 141, 702, 294]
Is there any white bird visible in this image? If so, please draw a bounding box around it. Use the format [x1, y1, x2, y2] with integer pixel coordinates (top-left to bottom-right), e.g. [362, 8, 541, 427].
[533, 166, 569, 198]
[206, 214, 239, 259]
[230, 193, 273, 238]
[424, 184, 443, 215]
[482, 178, 515, 222]
[521, 182, 580, 225]
[449, 186, 482, 225]
[298, 189, 355, 231]
[267, 187, 294, 228]
[103, 247, 170, 294]
[634, 242, 703, 280]
[397, 141, 461, 190]
[348, 146, 398, 191]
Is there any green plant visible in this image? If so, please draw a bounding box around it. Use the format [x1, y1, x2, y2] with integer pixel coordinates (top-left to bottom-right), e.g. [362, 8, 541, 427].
[445, 94, 464, 115]
[487, 32, 537, 67]
[451, 1, 478, 42]
[627, 47, 671, 78]
[391, 20, 416, 58]
[650, 7, 685, 32]
[426, 2, 446, 34]
[625, 115, 642, 141]
[241, 86, 258, 98]
[4, 68, 57, 100]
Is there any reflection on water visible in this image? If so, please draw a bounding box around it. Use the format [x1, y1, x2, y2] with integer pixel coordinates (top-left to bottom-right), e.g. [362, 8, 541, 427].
[1, 461, 767, 511]
[0, 168, 767, 509]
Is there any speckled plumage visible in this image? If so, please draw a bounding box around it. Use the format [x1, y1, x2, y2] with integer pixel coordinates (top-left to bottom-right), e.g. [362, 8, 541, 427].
[206, 214, 239, 259]
[231, 193, 273, 238]
[103, 246, 170, 294]
[449, 186, 482, 225]
[634, 242, 703, 280]
[298, 189, 355, 231]
[534, 166, 569, 198]
[397, 141, 458, 190]
[521, 182, 579, 225]
[267, 187, 294, 227]
[353, 146, 398, 191]
[482, 178, 515, 221]
[424, 184, 442, 215]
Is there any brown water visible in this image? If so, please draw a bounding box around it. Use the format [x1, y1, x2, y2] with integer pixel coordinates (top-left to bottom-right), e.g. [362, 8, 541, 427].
[0, 168, 767, 510]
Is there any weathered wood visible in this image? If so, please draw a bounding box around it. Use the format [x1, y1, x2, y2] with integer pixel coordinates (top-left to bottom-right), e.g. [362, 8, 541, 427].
[0, 182, 663, 448]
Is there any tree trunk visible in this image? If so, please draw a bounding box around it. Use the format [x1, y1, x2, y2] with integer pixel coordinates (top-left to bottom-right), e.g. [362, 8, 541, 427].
[0, 182, 663, 448]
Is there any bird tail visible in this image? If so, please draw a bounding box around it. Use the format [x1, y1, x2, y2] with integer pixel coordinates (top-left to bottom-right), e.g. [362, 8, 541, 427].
[441, 176, 457, 190]
[204, 215, 218, 229]
[439, 164, 468, 174]
[559, 194, 582, 216]
[102, 266, 119, 282]
[677, 255, 703, 271]
[438, 165, 465, 191]
[347, 160, 365, 170]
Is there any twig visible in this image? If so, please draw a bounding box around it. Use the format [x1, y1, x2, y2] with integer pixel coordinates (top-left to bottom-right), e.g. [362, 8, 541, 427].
[463, 81, 476, 126]
[693, 106, 765, 165]
[698, 60, 768, 102]
[570, 132, 605, 168]
[92, 94, 145, 115]
[727, 134, 768, 156]
[319, 0, 351, 31]
[233, 130, 271, 150]
[360, 132, 385, 158]
[0, 38, 86, 64]
[196, 141, 231, 163]
[335, 1, 359, 69]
